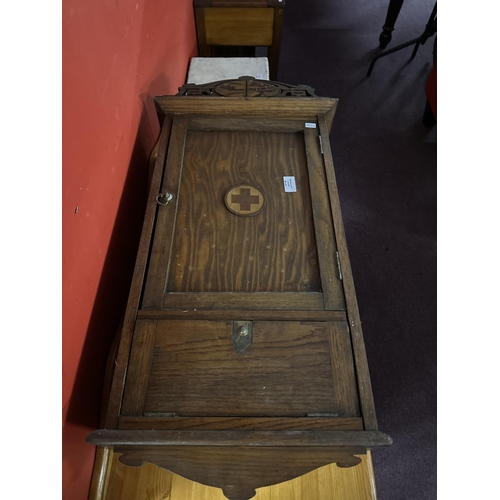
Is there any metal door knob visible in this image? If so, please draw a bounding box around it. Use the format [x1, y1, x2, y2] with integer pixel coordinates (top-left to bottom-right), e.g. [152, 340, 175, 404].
[156, 192, 173, 206]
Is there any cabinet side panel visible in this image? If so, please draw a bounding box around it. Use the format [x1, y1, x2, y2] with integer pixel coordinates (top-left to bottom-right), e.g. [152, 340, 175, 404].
[142, 116, 188, 309]
[103, 118, 172, 428]
[121, 320, 158, 416]
[328, 321, 361, 417]
[318, 116, 377, 430]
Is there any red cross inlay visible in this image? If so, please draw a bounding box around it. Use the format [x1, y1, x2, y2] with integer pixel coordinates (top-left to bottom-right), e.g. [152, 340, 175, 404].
[231, 188, 260, 211]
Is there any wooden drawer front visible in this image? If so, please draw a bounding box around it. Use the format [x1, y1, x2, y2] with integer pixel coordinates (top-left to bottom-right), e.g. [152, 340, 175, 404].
[203, 7, 274, 46]
[121, 319, 359, 418]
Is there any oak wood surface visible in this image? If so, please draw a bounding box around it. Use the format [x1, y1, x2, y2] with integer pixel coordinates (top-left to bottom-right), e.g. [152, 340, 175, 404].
[204, 8, 274, 46]
[141, 320, 342, 417]
[120, 320, 157, 416]
[103, 117, 172, 428]
[87, 430, 391, 448]
[162, 292, 325, 310]
[269, 6, 283, 80]
[154, 96, 338, 120]
[187, 116, 306, 133]
[142, 116, 188, 309]
[178, 78, 317, 98]
[165, 129, 321, 295]
[328, 321, 361, 417]
[112, 446, 367, 500]
[99, 450, 376, 500]
[318, 116, 378, 430]
[99, 317, 124, 426]
[304, 128, 345, 310]
[137, 308, 347, 321]
[195, 7, 209, 56]
[118, 416, 364, 430]
[193, 2, 284, 78]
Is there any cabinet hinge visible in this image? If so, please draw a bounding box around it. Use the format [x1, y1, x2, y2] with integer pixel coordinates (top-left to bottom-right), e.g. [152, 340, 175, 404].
[336, 251, 343, 280]
[318, 135, 324, 154]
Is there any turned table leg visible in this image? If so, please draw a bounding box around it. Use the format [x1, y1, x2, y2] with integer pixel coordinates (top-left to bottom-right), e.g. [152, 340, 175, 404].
[378, 0, 405, 48]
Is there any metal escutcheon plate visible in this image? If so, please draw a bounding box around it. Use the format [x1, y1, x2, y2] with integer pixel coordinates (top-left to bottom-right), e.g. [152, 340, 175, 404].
[232, 321, 253, 355]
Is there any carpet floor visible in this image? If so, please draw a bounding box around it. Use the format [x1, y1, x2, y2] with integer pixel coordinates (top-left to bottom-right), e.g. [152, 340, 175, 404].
[274, 1, 437, 498]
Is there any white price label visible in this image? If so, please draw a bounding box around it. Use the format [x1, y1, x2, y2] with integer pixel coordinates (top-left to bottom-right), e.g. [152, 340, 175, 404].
[283, 176, 297, 192]
[305, 122, 317, 128]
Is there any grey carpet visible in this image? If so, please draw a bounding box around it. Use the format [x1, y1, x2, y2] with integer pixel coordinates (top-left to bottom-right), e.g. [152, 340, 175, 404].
[276, 1, 437, 498]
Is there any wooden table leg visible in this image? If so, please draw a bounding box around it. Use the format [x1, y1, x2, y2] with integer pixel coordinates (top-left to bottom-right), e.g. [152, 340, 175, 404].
[195, 7, 209, 56]
[268, 7, 284, 81]
[378, 0, 404, 49]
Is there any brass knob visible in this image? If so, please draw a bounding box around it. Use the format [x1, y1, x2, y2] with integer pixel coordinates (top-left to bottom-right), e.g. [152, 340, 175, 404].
[156, 192, 173, 206]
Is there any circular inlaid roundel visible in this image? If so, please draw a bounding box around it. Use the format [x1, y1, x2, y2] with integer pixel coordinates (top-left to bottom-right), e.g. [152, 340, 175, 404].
[224, 185, 266, 217]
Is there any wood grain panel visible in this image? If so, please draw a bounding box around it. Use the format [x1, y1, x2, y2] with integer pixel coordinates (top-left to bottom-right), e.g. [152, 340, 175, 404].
[144, 320, 338, 416]
[87, 430, 391, 448]
[194, 7, 209, 56]
[187, 116, 305, 133]
[318, 116, 378, 430]
[268, 5, 283, 80]
[103, 117, 172, 428]
[204, 8, 274, 46]
[304, 128, 345, 310]
[154, 96, 337, 121]
[138, 308, 347, 321]
[98, 450, 376, 500]
[121, 320, 157, 416]
[166, 129, 321, 294]
[329, 321, 360, 417]
[162, 292, 324, 310]
[118, 416, 364, 430]
[142, 116, 188, 309]
[103, 445, 369, 500]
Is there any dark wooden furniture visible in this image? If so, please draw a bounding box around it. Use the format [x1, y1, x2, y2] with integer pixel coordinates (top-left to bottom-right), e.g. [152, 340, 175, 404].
[378, 0, 405, 48]
[194, 0, 285, 80]
[369, 2, 436, 77]
[87, 77, 391, 500]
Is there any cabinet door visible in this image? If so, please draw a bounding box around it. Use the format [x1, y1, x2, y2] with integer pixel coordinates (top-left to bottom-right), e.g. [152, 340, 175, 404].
[141, 116, 345, 312]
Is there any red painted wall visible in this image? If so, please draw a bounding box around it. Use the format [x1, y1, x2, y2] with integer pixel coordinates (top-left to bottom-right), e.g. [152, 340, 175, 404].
[62, 1, 197, 498]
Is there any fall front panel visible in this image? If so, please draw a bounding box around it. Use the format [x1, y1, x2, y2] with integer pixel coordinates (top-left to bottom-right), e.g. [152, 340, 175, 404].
[121, 319, 360, 418]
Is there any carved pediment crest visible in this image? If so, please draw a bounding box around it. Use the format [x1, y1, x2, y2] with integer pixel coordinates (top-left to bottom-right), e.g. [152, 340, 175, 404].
[177, 76, 317, 97]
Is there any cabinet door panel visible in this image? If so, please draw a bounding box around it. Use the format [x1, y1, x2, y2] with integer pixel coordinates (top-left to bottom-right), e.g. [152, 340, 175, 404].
[142, 118, 345, 311]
